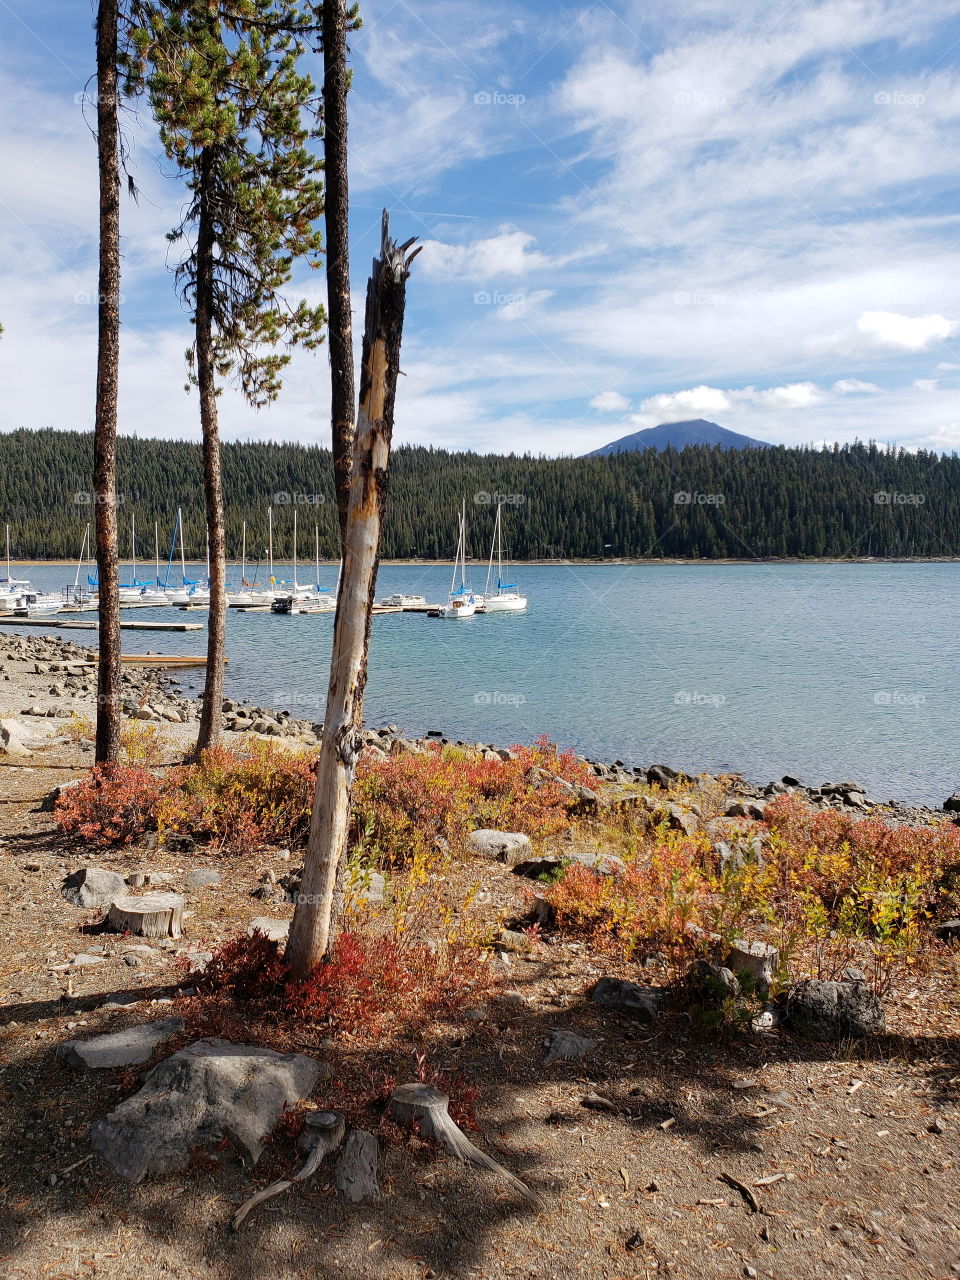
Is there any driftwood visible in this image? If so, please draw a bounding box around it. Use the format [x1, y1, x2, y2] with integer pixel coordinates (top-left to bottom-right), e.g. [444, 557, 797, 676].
[106, 893, 183, 938]
[231, 1111, 344, 1231]
[334, 1128, 380, 1203]
[387, 1083, 543, 1208]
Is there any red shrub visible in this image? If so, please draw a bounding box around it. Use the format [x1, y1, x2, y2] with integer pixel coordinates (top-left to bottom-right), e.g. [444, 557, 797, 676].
[54, 763, 164, 848]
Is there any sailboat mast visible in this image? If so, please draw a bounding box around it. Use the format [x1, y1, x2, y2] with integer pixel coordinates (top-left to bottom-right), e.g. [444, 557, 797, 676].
[449, 511, 461, 596]
[178, 508, 186, 584]
[5, 524, 9, 582]
[315, 524, 320, 587]
[154, 521, 160, 586]
[484, 505, 497, 597]
[131, 511, 136, 582]
[293, 506, 298, 587]
[241, 521, 247, 585]
[268, 506, 274, 582]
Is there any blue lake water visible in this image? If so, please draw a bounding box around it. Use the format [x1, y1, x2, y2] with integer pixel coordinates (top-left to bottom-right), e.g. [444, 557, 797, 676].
[6, 561, 958, 805]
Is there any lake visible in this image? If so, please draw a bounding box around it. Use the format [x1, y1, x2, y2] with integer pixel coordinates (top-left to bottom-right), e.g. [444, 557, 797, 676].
[7, 561, 958, 805]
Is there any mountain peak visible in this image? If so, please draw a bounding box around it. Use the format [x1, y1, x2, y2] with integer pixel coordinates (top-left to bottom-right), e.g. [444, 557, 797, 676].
[586, 418, 771, 456]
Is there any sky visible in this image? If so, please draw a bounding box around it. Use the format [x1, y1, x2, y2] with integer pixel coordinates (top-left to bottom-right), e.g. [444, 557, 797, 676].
[2, 0, 960, 456]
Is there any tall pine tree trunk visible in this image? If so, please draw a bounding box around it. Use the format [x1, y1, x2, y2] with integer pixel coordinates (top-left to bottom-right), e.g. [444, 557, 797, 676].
[286, 214, 417, 978]
[323, 0, 354, 542]
[93, 0, 122, 765]
[194, 147, 227, 754]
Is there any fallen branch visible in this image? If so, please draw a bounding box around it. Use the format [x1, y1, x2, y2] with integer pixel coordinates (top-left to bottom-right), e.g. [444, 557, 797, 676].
[231, 1111, 344, 1231]
[387, 1083, 543, 1208]
[718, 1170, 760, 1213]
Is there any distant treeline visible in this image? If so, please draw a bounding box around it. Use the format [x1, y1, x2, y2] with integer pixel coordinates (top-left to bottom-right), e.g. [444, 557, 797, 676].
[1, 427, 957, 562]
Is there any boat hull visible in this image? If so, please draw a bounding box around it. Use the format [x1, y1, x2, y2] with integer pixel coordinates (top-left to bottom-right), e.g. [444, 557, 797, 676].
[478, 594, 527, 612]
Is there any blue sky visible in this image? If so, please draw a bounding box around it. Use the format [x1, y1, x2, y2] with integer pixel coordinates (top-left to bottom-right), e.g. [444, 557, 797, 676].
[3, 0, 960, 455]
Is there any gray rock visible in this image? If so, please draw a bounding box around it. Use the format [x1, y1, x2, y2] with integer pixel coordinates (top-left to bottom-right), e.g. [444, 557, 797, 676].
[726, 939, 779, 993]
[61, 867, 127, 909]
[646, 764, 680, 788]
[944, 793, 960, 813]
[936, 919, 960, 942]
[185, 869, 222, 890]
[512, 850, 625, 881]
[688, 958, 741, 1000]
[784, 979, 884, 1040]
[590, 977, 661, 1022]
[725, 800, 767, 820]
[71, 953, 107, 967]
[465, 829, 533, 863]
[58, 1017, 184, 1069]
[90, 1038, 326, 1182]
[39, 779, 82, 813]
[246, 917, 290, 942]
[543, 1029, 597, 1065]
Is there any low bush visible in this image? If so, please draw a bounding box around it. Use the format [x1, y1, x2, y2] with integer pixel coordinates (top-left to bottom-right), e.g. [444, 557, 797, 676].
[190, 927, 495, 1040]
[53, 762, 165, 848]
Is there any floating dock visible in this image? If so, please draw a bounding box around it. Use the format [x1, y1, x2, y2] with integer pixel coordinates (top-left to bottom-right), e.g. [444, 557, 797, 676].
[0, 617, 204, 632]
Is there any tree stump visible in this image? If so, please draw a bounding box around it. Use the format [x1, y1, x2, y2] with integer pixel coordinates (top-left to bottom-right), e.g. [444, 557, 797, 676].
[387, 1083, 542, 1207]
[334, 1128, 380, 1203]
[106, 893, 184, 938]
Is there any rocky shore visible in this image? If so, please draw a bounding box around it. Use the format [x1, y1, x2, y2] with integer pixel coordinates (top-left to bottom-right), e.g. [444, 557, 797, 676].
[1, 629, 956, 826]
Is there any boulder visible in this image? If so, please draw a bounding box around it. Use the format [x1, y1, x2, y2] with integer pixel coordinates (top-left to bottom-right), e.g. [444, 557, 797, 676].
[58, 1017, 184, 1070]
[590, 977, 661, 1022]
[0, 718, 34, 758]
[61, 867, 127, 909]
[543, 1029, 597, 1065]
[247, 917, 290, 942]
[90, 1038, 326, 1182]
[687, 958, 741, 1000]
[725, 800, 767, 820]
[465, 829, 533, 863]
[783, 979, 884, 1040]
[935, 919, 960, 942]
[646, 764, 680, 789]
[185, 869, 222, 890]
[39, 779, 82, 813]
[944, 793, 960, 814]
[512, 850, 625, 881]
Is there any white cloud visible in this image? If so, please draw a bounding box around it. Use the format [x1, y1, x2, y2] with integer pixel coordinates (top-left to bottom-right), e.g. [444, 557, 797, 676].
[636, 385, 732, 420]
[590, 391, 630, 412]
[856, 310, 957, 351]
[833, 378, 880, 394]
[914, 378, 940, 391]
[419, 228, 550, 281]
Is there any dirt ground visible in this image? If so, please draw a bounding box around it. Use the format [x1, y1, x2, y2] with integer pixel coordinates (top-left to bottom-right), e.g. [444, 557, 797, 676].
[1, 746, 959, 1280]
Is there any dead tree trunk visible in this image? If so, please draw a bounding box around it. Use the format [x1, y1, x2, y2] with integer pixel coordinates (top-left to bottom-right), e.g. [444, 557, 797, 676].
[194, 146, 227, 755]
[285, 212, 419, 978]
[323, 0, 355, 543]
[93, 0, 123, 765]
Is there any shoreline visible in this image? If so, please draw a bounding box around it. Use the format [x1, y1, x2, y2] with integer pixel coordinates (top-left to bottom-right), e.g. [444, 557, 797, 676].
[0, 628, 953, 823]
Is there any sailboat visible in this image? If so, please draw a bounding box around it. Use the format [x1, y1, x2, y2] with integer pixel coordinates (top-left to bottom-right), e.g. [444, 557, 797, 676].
[438, 502, 477, 619]
[63, 524, 98, 610]
[118, 513, 161, 605]
[270, 514, 336, 612]
[477, 501, 527, 613]
[1, 525, 31, 610]
[168, 510, 210, 605]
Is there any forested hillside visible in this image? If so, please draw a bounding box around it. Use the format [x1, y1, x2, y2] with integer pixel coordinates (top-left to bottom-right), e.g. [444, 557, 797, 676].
[1, 427, 957, 561]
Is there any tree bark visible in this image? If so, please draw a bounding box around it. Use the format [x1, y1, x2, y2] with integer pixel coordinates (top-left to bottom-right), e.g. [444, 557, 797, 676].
[285, 212, 418, 978]
[194, 147, 227, 754]
[323, 0, 355, 543]
[93, 0, 123, 765]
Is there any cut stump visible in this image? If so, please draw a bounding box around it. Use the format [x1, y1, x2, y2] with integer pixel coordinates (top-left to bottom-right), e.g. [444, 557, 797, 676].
[387, 1083, 542, 1207]
[106, 893, 184, 939]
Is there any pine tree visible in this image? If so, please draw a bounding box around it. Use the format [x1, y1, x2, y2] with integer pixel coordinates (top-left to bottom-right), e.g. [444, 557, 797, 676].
[138, 0, 326, 752]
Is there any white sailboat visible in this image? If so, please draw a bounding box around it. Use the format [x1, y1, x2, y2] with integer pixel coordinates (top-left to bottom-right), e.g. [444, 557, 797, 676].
[63, 523, 98, 610]
[438, 503, 477, 619]
[1, 524, 31, 608]
[477, 501, 527, 613]
[270, 514, 336, 613]
[168, 510, 211, 605]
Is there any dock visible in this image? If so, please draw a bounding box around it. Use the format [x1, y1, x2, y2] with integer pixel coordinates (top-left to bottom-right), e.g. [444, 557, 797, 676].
[0, 617, 204, 632]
